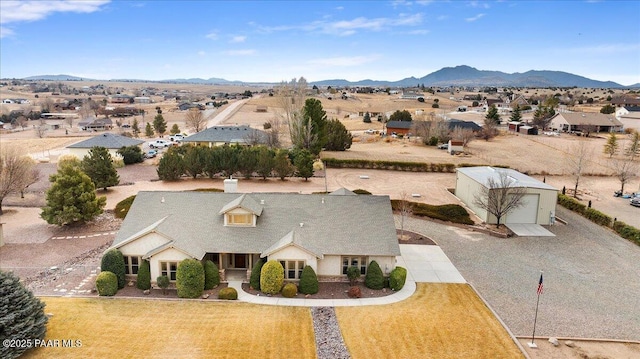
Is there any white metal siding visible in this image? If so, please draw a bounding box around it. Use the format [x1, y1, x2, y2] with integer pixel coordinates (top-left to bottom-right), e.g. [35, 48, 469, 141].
[506, 194, 539, 224]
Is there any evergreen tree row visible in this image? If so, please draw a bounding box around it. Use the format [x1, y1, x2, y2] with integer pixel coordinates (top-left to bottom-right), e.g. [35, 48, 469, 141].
[157, 145, 316, 181]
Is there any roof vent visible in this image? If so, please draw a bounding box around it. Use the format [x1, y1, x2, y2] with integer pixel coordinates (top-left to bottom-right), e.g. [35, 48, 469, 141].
[299, 223, 304, 228]
[161, 197, 165, 203]
[321, 197, 325, 204]
[260, 199, 265, 205]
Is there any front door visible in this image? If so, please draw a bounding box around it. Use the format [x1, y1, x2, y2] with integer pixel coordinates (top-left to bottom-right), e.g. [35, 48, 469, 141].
[234, 254, 246, 268]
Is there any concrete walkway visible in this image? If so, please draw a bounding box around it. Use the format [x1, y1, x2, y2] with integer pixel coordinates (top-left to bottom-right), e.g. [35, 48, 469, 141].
[226, 244, 465, 307]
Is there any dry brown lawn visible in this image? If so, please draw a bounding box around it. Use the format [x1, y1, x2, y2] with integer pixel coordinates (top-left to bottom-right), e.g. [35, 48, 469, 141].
[335, 283, 524, 359]
[23, 297, 316, 359]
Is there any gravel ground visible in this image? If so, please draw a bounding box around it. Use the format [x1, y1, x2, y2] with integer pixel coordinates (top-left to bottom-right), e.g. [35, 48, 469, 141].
[312, 307, 350, 359]
[400, 208, 640, 341]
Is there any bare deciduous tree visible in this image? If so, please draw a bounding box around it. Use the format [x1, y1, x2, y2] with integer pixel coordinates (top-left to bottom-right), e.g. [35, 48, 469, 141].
[185, 109, 206, 133]
[16, 115, 28, 130]
[566, 141, 592, 198]
[451, 126, 476, 146]
[35, 119, 48, 138]
[0, 146, 39, 215]
[397, 191, 413, 240]
[473, 170, 528, 227]
[39, 98, 55, 113]
[611, 158, 637, 193]
[265, 117, 282, 148]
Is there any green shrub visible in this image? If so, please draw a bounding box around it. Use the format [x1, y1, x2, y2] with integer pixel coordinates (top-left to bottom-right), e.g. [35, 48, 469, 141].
[136, 259, 151, 290]
[260, 260, 284, 295]
[613, 221, 640, 245]
[282, 283, 298, 298]
[114, 195, 136, 219]
[352, 189, 372, 195]
[204, 260, 220, 290]
[321, 158, 458, 173]
[157, 275, 169, 294]
[346, 266, 360, 286]
[557, 193, 586, 214]
[96, 271, 118, 296]
[299, 265, 319, 294]
[117, 145, 144, 165]
[250, 258, 265, 290]
[365, 260, 385, 290]
[176, 259, 205, 298]
[390, 200, 473, 225]
[218, 287, 238, 300]
[389, 266, 407, 291]
[583, 208, 612, 227]
[100, 249, 126, 289]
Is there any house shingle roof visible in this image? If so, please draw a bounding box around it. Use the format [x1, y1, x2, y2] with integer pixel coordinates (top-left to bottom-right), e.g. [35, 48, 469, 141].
[457, 166, 557, 191]
[386, 121, 413, 130]
[554, 113, 622, 127]
[67, 133, 144, 149]
[113, 192, 400, 258]
[182, 125, 267, 145]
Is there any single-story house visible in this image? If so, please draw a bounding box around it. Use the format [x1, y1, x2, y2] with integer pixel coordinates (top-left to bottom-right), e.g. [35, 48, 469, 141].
[385, 121, 412, 135]
[108, 187, 400, 284]
[67, 133, 144, 159]
[455, 166, 558, 225]
[549, 112, 623, 133]
[78, 117, 114, 131]
[611, 96, 640, 106]
[446, 119, 482, 132]
[616, 106, 640, 132]
[182, 125, 268, 147]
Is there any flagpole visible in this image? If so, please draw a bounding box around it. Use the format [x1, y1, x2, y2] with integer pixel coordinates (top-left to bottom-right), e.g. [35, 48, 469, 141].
[529, 271, 543, 348]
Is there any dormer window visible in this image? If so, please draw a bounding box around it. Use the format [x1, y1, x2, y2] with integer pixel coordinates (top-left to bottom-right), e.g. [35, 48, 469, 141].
[227, 212, 253, 226]
[219, 194, 263, 227]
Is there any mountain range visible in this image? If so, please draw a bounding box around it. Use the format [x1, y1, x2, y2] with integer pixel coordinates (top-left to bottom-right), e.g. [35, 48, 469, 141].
[19, 66, 639, 88]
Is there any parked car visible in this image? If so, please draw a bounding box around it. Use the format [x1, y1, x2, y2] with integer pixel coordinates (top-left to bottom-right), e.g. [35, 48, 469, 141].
[169, 134, 185, 142]
[148, 140, 171, 148]
[631, 197, 640, 207]
[364, 129, 375, 134]
[144, 149, 158, 159]
[437, 143, 449, 150]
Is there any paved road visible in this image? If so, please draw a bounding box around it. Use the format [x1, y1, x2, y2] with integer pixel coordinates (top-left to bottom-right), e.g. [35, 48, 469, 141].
[401, 207, 640, 341]
[205, 97, 253, 128]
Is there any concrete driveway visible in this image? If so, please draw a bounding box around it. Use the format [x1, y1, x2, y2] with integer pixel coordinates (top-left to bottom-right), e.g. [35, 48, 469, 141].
[398, 244, 466, 283]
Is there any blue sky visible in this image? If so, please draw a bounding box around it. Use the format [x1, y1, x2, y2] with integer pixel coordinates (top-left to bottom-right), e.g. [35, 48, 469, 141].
[1, 0, 639, 85]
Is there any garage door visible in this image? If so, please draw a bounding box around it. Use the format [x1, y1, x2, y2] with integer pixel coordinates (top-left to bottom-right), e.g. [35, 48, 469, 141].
[505, 194, 539, 224]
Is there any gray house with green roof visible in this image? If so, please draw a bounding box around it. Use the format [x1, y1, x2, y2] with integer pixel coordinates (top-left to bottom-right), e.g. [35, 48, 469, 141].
[109, 191, 400, 283]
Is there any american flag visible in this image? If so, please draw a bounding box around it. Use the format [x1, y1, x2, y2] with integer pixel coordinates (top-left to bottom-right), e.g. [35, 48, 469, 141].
[537, 273, 544, 295]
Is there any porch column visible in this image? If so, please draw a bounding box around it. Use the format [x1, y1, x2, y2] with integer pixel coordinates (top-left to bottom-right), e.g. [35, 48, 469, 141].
[248, 254, 253, 270]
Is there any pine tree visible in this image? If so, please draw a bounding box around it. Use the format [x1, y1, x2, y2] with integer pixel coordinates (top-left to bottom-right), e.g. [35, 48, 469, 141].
[170, 123, 181, 135]
[131, 118, 140, 137]
[81, 146, 119, 190]
[301, 98, 328, 155]
[256, 146, 275, 179]
[603, 133, 619, 158]
[273, 149, 293, 180]
[153, 114, 167, 136]
[485, 104, 500, 125]
[41, 159, 106, 225]
[157, 148, 185, 180]
[363, 112, 371, 123]
[325, 118, 352, 151]
[0, 270, 48, 359]
[510, 105, 522, 122]
[293, 149, 314, 181]
[626, 131, 640, 160]
[145, 122, 154, 137]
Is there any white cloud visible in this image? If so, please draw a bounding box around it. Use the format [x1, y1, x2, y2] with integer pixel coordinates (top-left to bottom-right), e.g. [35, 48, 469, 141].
[223, 49, 256, 56]
[437, 15, 449, 21]
[469, 1, 490, 9]
[0, 26, 14, 38]
[230, 35, 246, 43]
[308, 55, 379, 67]
[197, 51, 206, 56]
[407, 29, 430, 35]
[205, 32, 219, 40]
[0, 0, 110, 24]
[465, 13, 485, 22]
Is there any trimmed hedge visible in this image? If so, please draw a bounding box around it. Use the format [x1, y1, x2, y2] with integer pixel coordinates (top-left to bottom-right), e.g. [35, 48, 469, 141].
[557, 194, 586, 214]
[136, 260, 151, 290]
[250, 258, 265, 290]
[323, 158, 456, 173]
[583, 208, 612, 227]
[299, 265, 319, 295]
[282, 283, 298, 298]
[613, 221, 640, 245]
[389, 266, 407, 291]
[218, 287, 238, 300]
[100, 249, 126, 289]
[204, 260, 220, 290]
[157, 275, 169, 294]
[114, 195, 136, 219]
[364, 260, 385, 290]
[260, 260, 284, 295]
[390, 200, 473, 225]
[96, 271, 118, 296]
[176, 259, 205, 299]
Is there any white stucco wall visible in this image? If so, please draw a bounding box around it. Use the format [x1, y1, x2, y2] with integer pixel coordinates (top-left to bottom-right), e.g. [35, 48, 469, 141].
[370, 256, 397, 276]
[317, 255, 342, 277]
[148, 248, 192, 283]
[118, 233, 171, 257]
[266, 245, 318, 272]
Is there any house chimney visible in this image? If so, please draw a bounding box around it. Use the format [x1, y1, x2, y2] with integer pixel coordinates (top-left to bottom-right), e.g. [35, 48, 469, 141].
[224, 177, 238, 193]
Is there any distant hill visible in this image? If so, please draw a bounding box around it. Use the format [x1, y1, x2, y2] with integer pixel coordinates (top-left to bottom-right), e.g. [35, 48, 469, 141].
[22, 74, 90, 81]
[16, 66, 630, 88]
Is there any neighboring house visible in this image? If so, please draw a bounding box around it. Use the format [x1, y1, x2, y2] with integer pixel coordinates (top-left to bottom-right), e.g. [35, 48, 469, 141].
[447, 140, 464, 154]
[109, 94, 133, 103]
[399, 91, 425, 100]
[182, 125, 267, 147]
[78, 118, 114, 131]
[178, 103, 204, 111]
[549, 112, 623, 133]
[134, 97, 151, 104]
[67, 133, 144, 159]
[255, 105, 267, 112]
[616, 106, 640, 132]
[385, 121, 412, 135]
[446, 119, 482, 132]
[108, 186, 401, 284]
[455, 166, 558, 225]
[509, 95, 529, 108]
[611, 96, 640, 107]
